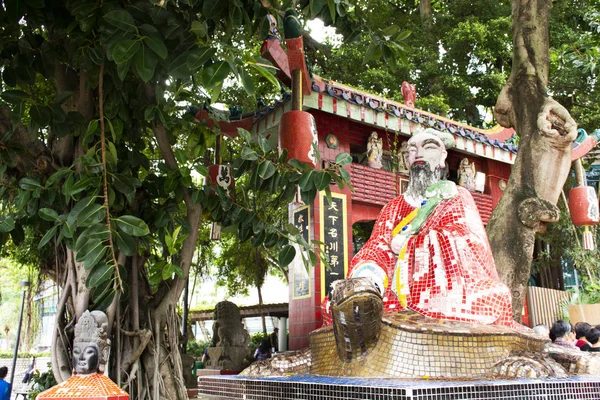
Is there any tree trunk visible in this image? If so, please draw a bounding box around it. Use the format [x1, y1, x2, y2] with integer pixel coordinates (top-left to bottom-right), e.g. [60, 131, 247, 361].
[488, 0, 577, 321]
[419, 0, 432, 30]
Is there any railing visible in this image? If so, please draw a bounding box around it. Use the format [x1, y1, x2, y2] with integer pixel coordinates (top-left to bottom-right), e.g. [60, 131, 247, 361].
[350, 163, 494, 223]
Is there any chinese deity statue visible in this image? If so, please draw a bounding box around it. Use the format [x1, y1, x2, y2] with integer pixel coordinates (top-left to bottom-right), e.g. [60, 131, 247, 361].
[366, 132, 383, 169]
[457, 157, 476, 191]
[242, 128, 600, 380]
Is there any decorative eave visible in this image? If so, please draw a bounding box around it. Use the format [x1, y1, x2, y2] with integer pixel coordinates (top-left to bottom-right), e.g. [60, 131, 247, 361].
[310, 77, 518, 164]
[250, 85, 517, 164]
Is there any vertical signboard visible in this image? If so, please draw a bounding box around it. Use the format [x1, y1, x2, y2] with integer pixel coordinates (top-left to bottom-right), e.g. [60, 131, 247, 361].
[319, 192, 348, 300]
[291, 205, 311, 299]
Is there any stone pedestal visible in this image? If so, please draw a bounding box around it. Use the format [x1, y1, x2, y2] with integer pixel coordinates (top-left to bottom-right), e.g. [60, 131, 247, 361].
[206, 346, 251, 371]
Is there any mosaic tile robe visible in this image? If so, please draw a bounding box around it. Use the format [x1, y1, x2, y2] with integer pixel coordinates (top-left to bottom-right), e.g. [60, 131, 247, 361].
[323, 186, 518, 328]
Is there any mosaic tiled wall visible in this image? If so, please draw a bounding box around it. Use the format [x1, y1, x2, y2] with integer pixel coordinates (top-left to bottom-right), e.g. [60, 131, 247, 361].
[198, 375, 600, 400]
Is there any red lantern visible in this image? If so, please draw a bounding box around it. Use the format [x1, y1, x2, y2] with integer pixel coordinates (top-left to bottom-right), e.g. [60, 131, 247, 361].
[569, 186, 599, 250]
[278, 110, 318, 167]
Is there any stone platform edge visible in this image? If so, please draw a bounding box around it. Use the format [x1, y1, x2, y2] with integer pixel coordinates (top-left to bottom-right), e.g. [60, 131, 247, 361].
[198, 374, 600, 400]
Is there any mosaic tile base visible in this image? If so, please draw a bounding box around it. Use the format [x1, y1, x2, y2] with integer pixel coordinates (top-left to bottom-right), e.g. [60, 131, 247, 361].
[311, 310, 550, 379]
[37, 373, 129, 400]
[198, 374, 600, 400]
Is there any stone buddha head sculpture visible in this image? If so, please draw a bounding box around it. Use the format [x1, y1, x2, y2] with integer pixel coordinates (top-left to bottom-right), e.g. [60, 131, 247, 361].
[72, 310, 110, 374]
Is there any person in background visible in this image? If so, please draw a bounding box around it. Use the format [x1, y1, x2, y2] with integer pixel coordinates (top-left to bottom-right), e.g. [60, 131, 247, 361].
[532, 324, 549, 338]
[581, 328, 600, 352]
[574, 322, 591, 349]
[201, 348, 210, 365]
[254, 339, 272, 361]
[22, 356, 36, 384]
[0, 366, 11, 400]
[550, 320, 579, 350]
[270, 327, 279, 353]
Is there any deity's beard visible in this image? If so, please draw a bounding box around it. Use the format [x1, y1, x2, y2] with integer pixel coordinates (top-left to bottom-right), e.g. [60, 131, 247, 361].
[403, 163, 442, 207]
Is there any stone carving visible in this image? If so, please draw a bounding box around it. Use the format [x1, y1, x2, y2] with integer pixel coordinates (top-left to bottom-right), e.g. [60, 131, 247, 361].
[457, 157, 476, 191]
[401, 81, 416, 108]
[366, 132, 383, 169]
[206, 301, 253, 371]
[37, 310, 129, 400]
[73, 310, 110, 374]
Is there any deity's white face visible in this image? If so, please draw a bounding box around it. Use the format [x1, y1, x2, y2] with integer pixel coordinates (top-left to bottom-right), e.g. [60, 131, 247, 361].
[406, 132, 447, 172]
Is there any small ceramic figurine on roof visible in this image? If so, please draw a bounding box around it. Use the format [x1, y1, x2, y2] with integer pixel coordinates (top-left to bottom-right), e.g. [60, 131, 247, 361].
[366, 131, 383, 169]
[457, 157, 476, 191]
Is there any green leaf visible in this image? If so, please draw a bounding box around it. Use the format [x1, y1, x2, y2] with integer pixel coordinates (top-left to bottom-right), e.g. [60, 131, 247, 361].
[46, 168, 71, 187]
[111, 39, 141, 64]
[69, 177, 99, 196]
[257, 160, 276, 180]
[67, 196, 99, 228]
[75, 224, 109, 252]
[115, 231, 136, 256]
[339, 167, 351, 183]
[19, 177, 42, 190]
[240, 147, 259, 161]
[202, 61, 231, 89]
[38, 225, 58, 249]
[84, 119, 99, 140]
[314, 171, 331, 190]
[250, 63, 280, 90]
[104, 10, 137, 32]
[116, 58, 131, 81]
[77, 202, 105, 227]
[278, 245, 296, 267]
[258, 136, 272, 153]
[144, 35, 168, 60]
[39, 208, 59, 222]
[335, 152, 353, 166]
[0, 216, 15, 233]
[237, 128, 251, 143]
[87, 264, 113, 288]
[186, 47, 216, 71]
[202, 0, 225, 19]
[299, 170, 315, 190]
[1, 90, 29, 104]
[168, 52, 192, 79]
[76, 238, 104, 262]
[81, 242, 107, 270]
[30, 105, 52, 126]
[133, 45, 157, 83]
[115, 215, 149, 236]
[239, 69, 255, 96]
[54, 91, 74, 105]
[190, 20, 207, 37]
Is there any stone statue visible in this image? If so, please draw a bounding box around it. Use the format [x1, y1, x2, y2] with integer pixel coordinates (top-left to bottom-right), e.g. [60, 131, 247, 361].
[366, 132, 383, 169]
[72, 310, 110, 374]
[241, 129, 600, 380]
[206, 301, 253, 371]
[36, 310, 129, 400]
[401, 81, 416, 108]
[457, 157, 476, 191]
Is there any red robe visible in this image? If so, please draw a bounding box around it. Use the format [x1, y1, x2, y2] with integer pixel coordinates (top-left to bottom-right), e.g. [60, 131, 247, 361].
[323, 187, 519, 328]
